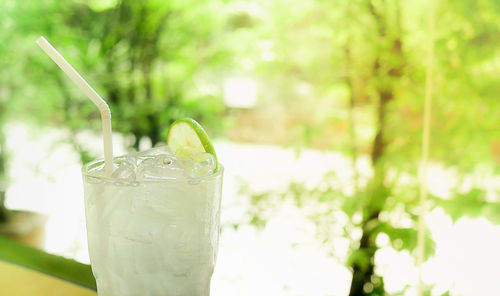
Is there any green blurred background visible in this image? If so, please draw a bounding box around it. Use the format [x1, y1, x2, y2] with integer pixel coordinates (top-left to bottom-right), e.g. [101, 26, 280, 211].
[0, 0, 499, 295]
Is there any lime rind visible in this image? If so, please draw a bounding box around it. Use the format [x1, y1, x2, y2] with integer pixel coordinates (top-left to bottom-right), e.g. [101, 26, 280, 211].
[166, 118, 219, 171]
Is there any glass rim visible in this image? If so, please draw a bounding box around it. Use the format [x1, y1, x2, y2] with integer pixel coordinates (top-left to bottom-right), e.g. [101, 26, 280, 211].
[82, 158, 224, 184]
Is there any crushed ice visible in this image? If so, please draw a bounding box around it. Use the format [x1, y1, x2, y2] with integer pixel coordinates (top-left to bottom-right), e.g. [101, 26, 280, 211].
[89, 145, 217, 184]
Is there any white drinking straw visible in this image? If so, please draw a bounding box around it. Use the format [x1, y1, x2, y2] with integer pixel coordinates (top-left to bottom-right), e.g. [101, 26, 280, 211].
[36, 36, 115, 177]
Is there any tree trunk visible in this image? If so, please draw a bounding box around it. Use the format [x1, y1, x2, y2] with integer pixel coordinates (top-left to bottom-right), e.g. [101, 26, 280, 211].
[348, 1, 404, 294]
[348, 94, 388, 295]
[0, 105, 7, 223]
[348, 51, 402, 296]
[0, 192, 6, 223]
[349, 210, 382, 296]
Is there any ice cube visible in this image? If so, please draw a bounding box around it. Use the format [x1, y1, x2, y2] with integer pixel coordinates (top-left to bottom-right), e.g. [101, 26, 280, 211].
[136, 155, 185, 180]
[154, 141, 167, 148]
[183, 153, 216, 178]
[124, 145, 173, 167]
[111, 159, 135, 181]
[138, 145, 173, 157]
[86, 161, 106, 179]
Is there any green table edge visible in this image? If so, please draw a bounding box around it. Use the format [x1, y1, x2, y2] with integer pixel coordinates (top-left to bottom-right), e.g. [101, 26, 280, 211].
[0, 235, 96, 291]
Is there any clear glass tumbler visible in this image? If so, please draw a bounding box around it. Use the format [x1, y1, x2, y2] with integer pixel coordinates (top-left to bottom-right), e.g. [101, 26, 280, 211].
[82, 159, 223, 296]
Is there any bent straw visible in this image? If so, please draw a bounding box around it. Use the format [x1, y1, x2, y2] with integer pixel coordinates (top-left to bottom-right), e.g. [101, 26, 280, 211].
[36, 36, 114, 177]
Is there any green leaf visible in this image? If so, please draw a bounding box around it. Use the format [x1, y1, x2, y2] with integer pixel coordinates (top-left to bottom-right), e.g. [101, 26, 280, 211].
[377, 223, 435, 259]
[435, 189, 500, 223]
[0, 235, 96, 290]
[346, 249, 371, 272]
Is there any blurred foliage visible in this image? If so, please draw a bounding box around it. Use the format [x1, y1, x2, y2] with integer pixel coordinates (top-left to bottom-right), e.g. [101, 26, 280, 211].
[0, 0, 499, 295]
[1, 0, 232, 155]
[233, 0, 500, 295]
[0, 0, 234, 220]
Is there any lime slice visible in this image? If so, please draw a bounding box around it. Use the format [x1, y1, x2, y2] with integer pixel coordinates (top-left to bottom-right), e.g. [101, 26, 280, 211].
[166, 118, 218, 168]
